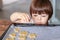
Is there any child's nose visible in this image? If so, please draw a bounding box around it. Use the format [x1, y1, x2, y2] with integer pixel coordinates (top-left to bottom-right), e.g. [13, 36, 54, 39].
[39, 17, 41, 20]
[38, 16, 42, 20]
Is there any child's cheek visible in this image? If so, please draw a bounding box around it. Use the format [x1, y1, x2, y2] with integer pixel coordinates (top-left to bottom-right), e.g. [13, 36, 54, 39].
[41, 17, 48, 24]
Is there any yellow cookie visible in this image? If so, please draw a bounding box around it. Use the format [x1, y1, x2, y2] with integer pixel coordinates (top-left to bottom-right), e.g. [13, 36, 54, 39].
[14, 27, 20, 32]
[9, 33, 16, 38]
[28, 33, 37, 39]
[19, 31, 28, 37]
[6, 38, 14, 40]
[18, 36, 26, 40]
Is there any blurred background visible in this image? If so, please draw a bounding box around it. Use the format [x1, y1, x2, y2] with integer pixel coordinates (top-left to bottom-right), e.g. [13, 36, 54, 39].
[0, 0, 60, 24]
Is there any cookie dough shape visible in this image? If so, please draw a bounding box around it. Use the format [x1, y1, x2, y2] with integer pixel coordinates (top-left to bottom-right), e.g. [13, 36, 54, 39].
[6, 38, 14, 40]
[14, 27, 20, 33]
[28, 33, 37, 39]
[18, 36, 26, 40]
[19, 31, 28, 37]
[9, 33, 16, 38]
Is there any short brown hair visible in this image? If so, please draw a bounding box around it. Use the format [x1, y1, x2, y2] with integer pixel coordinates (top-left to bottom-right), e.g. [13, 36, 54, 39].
[30, 0, 53, 20]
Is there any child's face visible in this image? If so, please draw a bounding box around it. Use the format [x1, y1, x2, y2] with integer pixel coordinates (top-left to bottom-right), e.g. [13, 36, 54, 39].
[32, 13, 49, 24]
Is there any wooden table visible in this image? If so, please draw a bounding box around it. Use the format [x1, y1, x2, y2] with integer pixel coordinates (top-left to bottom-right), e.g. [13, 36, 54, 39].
[0, 20, 12, 38]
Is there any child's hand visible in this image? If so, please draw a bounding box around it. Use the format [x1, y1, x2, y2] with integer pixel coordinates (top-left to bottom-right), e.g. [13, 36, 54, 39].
[10, 12, 30, 23]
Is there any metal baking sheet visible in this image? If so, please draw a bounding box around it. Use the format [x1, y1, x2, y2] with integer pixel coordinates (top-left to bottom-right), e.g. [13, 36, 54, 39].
[2, 23, 60, 40]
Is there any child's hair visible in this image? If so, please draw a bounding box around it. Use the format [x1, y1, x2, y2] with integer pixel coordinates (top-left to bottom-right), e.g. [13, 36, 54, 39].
[30, 0, 53, 20]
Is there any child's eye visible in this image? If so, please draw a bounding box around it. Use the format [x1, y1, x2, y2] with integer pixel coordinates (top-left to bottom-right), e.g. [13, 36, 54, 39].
[41, 14, 47, 17]
[42, 16, 46, 17]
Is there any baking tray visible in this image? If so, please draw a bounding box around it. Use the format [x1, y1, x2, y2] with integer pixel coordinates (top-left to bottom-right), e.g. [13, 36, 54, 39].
[2, 23, 60, 40]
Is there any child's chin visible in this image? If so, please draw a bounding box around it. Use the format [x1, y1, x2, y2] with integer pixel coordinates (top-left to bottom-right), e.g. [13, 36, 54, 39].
[35, 23, 46, 25]
[35, 22, 42, 24]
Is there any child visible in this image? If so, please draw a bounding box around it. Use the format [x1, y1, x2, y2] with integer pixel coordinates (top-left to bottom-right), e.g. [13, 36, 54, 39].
[30, 0, 53, 25]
